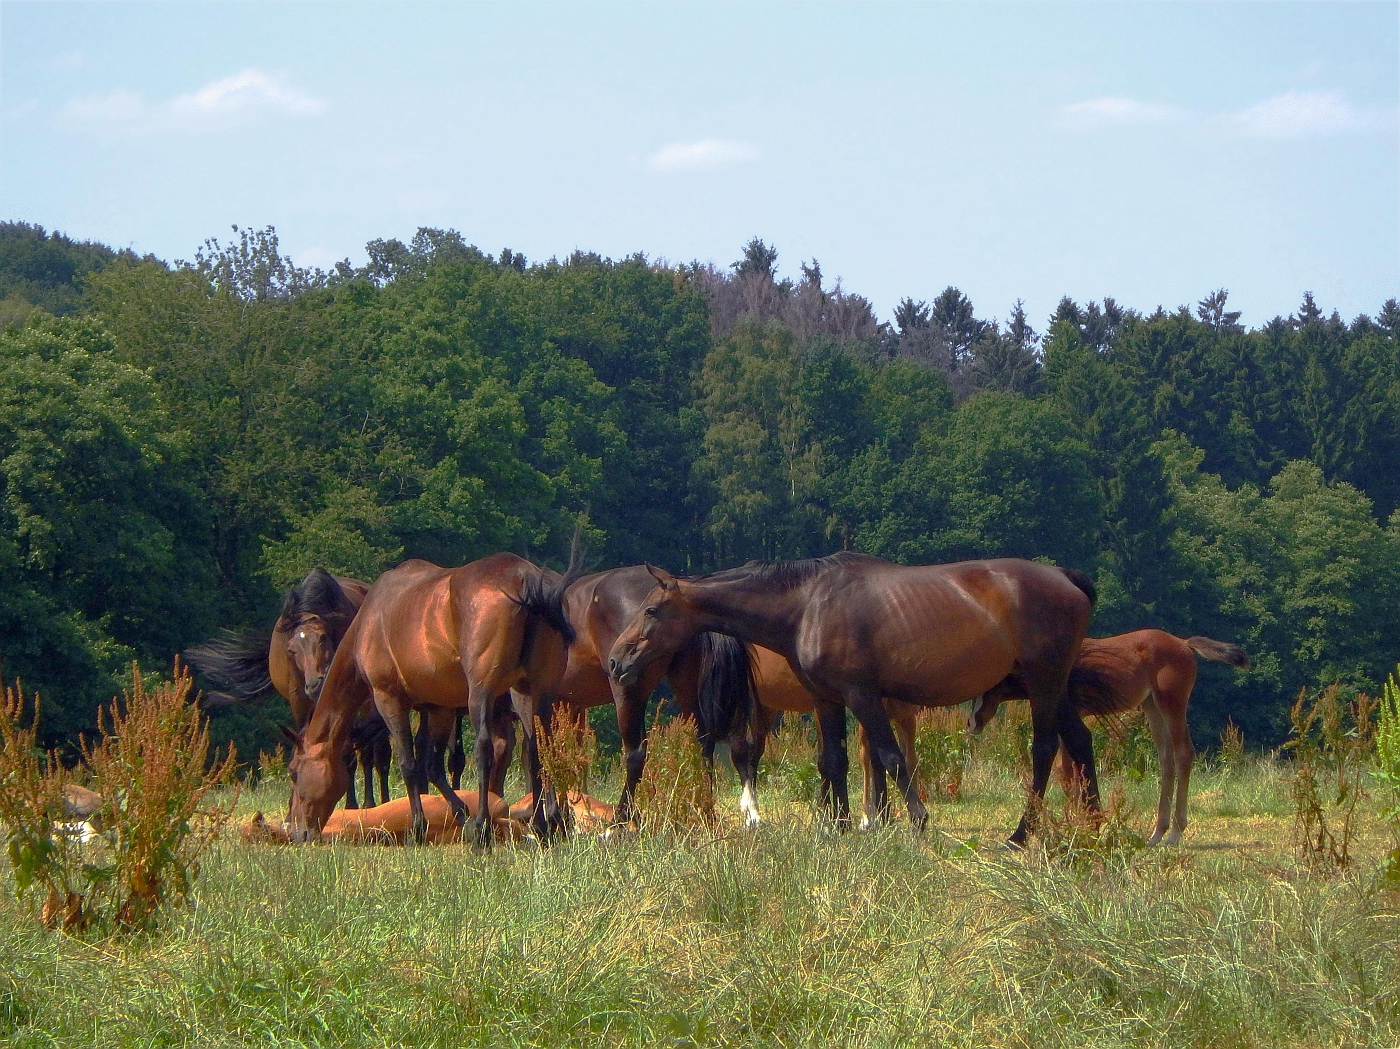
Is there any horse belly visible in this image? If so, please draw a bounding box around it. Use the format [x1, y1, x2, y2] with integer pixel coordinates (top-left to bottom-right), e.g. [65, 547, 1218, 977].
[876, 632, 1016, 707]
[754, 647, 814, 713]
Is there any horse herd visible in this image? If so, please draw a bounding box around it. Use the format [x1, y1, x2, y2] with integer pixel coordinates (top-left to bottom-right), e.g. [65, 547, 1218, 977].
[188, 546, 1248, 851]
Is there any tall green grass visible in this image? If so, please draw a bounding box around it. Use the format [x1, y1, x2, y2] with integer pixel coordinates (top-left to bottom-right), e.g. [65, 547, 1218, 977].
[2, 758, 1397, 1047]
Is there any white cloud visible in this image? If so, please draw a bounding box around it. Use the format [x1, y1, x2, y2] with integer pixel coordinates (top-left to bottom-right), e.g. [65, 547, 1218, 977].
[1229, 89, 1387, 139]
[61, 69, 326, 134]
[646, 138, 760, 174]
[62, 88, 147, 127]
[167, 69, 326, 127]
[1056, 97, 1190, 129]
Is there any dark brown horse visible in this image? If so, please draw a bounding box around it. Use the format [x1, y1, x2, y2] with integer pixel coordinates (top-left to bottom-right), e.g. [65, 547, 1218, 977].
[969, 629, 1249, 845]
[554, 566, 753, 823]
[287, 550, 581, 846]
[608, 552, 1098, 845]
[185, 569, 393, 808]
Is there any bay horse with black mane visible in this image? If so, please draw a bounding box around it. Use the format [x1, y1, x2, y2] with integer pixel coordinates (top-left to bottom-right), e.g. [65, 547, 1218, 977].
[184, 569, 394, 808]
[287, 548, 582, 846]
[608, 552, 1099, 846]
[969, 629, 1250, 845]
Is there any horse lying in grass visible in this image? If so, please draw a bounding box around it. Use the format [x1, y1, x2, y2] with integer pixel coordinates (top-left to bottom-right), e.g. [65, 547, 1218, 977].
[967, 629, 1250, 846]
[243, 790, 513, 845]
[609, 553, 1099, 846]
[286, 549, 581, 847]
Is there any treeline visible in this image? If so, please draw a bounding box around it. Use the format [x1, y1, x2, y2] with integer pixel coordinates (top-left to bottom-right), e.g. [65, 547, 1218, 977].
[2, 220, 1397, 760]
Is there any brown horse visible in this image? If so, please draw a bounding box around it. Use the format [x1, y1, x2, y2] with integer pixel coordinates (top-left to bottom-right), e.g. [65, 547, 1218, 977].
[968, 629, 1249, 845]
[287, 550, 580, 846]
[553, 566, 753, 823]
[608, 552, 1098, 845]
[185, 569, 392, 808]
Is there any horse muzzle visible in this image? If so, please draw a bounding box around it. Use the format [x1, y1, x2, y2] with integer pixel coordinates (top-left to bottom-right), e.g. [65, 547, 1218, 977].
[608, 654, 640, 687]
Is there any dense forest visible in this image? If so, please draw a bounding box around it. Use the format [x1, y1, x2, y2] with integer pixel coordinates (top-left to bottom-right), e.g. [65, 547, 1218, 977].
[2, 219, 1397, 761]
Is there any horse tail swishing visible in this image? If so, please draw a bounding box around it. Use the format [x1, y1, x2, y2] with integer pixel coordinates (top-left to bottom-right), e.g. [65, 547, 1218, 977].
[1185, 637, 1250, 669]
[184, 628, 276, 710]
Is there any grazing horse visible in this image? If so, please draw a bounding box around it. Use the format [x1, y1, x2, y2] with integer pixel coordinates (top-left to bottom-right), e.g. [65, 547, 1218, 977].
[287, 550, 581, 846]
[554, 566, 754, 823]
[608, 553, 1098, 846]
[185, 570, 393, 808]
[968, 630, 1250, 845]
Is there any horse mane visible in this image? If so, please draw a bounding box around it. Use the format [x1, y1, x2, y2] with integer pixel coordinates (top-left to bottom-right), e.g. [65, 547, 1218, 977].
[277, 568, 360, 631]
[707, 550, 884, 590]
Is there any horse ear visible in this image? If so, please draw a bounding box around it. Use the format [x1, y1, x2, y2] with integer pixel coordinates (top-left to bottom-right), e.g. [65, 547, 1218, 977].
[644, 563, 678, 591]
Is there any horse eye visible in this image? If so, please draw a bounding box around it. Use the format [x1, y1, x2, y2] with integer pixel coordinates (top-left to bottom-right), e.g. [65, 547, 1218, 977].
[643, 607, 658, 618]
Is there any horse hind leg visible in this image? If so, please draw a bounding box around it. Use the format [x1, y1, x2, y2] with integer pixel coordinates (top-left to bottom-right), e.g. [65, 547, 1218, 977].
[421, 706, 472, 829]
[448, 711, 467, 791]
[729, 703, 772, 828]
[813, 700, 851, 829]
[1141, 695, 1175, 846]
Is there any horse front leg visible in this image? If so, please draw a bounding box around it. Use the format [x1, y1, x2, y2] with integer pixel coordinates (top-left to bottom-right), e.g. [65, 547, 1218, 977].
[487, 694, 516, 800]
[849, 693, 925, 832]
[378, 697, 426, 843]
[343, 746, 360, 810]
[813, 700, 850, 829]
[613, 681, 648, 825]
[421, 706, 471, 829]
[448, 711, 467, 791]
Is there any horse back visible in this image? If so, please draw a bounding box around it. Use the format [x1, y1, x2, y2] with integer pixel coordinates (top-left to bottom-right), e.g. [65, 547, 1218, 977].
[801, 558, 1090, 706]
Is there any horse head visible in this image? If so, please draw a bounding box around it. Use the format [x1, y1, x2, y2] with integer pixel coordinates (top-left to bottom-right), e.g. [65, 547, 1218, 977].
[285, 727, 349, 842]
[284, 615, 336, 702]
[607, 563, 696, 687]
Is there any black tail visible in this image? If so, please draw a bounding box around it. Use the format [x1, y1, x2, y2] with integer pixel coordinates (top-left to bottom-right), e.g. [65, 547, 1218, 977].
[1186, 636, 1250, 669]
[695, 632, 755, 753]
[515, 525, 585, 648]
[1060, 567, 1098, 607]
[184, 628, 274, 708]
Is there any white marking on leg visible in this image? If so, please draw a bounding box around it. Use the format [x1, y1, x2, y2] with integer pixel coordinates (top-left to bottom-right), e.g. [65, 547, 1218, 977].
[739, 783, 761, 827]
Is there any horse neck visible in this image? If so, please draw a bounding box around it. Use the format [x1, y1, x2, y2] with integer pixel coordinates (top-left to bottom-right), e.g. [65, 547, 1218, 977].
[303, 635, 366, 749]
[685, 576, 806, 656]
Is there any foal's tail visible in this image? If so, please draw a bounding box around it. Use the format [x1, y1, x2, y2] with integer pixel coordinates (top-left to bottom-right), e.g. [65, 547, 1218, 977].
[514, 526, 586, 650]
[1186, 636, 1251, 669]
[695, 633, 755, 754]
[183, 628, 274, 709]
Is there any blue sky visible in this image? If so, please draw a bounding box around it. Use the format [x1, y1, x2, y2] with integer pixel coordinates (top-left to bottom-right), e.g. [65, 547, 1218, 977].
[2, 2, 1396, 330]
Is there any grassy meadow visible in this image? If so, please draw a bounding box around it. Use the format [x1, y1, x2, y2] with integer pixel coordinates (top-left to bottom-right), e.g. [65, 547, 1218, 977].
[2, 724, 1398, 1049]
